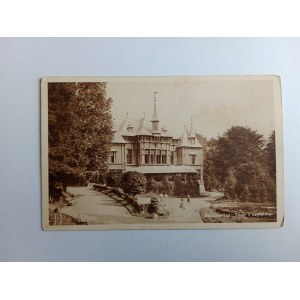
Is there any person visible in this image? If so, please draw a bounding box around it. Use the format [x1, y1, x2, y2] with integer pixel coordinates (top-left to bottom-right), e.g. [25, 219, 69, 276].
[180, 198, 185, 219]
[187, 194, 190, 205]
[163, 193, 168, 210]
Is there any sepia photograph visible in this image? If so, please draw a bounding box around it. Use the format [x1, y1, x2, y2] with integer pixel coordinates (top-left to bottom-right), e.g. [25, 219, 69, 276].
[41, 76, 284, 230]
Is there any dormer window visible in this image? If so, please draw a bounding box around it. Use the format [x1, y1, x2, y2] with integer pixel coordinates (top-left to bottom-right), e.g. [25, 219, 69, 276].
[127, 123, 133, 133]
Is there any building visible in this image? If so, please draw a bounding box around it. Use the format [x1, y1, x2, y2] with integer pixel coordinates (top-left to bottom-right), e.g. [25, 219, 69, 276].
[108, 93, 205, 193]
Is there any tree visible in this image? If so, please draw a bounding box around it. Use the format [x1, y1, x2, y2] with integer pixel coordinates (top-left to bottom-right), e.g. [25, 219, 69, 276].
[213, 126, 265, 185]
[240, 185, 251, 202]
[224, 168, 237, 199]
[146, 177, 158, 193]
[203, 126, 277, 203]
[174, 175, 183, 196]
[195, 133, 208, 151]
[121, 172, 147, 196]
[264, 131, 276, 179]
[48, 82, 113, 192]
[203, 138, 220, 191]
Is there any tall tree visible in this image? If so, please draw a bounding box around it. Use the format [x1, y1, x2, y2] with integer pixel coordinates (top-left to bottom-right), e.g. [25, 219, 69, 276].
[264, 131, 276, 179]
[202, 126, 276, 203]
[203, 138, 220, 191]
[213, 126, 265, 185]
[48, 82, 113, 191]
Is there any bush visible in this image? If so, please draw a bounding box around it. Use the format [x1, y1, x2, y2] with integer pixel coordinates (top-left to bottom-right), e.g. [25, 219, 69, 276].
[106, 171, 122, 188]
[121, 171, 147, 196]
[113, 187, 126, 198]
[147, 194, 159, 214]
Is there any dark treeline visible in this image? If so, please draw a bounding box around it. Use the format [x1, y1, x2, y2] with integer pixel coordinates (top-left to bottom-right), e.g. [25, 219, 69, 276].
[196, 127, 276, 204]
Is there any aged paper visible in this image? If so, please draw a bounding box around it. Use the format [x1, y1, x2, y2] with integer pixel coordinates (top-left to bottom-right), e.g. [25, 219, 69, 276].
[41, 76, 284, 230]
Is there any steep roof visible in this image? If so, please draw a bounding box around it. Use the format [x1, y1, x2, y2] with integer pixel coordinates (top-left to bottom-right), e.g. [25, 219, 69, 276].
[117, 116, 173, 137]
[177, 127, 203, 148]
[112, 130, 126, 144]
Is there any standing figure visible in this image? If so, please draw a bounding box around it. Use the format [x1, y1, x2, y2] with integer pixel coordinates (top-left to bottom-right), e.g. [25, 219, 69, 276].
[187, 194, 190, 205]
[180, 198, 185, 220]
[163, 193, 168, 210]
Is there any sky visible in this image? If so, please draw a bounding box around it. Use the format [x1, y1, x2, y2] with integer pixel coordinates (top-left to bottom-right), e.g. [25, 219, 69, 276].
[106, 77, 275, 139]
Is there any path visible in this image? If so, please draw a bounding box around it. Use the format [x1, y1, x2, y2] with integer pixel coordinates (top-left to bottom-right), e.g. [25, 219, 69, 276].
[62, 186, 217, 225]
[62, 186, 140, 224]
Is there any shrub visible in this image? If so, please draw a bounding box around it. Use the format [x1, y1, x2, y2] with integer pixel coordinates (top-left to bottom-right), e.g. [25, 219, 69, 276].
[121, 171, 147, 196]
[148, 194, 159, 214]
[106, 171, 122, 188]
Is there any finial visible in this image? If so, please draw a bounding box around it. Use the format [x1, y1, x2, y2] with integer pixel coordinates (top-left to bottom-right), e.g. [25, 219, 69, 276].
[126, 113, 128, 118]
[143, 112, 145, 118]
[154, 91, 158, 102]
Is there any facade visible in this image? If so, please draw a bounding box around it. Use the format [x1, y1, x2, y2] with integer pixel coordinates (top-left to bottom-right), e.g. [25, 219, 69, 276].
[108, 93, 205, 193]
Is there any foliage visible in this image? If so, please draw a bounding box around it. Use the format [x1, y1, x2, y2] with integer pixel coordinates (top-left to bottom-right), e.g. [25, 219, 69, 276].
[174, 175, 184, 196]
[106, 171, 122, 188]
[121, 171, 147, 196]
[224, 168, 237, 199]
[264, 131, 276, 179]
[203, 139, 220, 191]
[213, 126, 265, 184]
[146, 177, 174, 195]
[172, 174, 199, 197]
[202, 126, 276, 203]
[195, 133, 208, 151]
[146, 177, 159, 193]
[48, 82, 113, 192]
[147, 194, 159, 214]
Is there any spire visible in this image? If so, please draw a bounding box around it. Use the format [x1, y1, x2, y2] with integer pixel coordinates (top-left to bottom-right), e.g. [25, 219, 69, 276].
[152, 91, 159, 121]
[189, 116, 196, 138]
[151, 91, 160, 133]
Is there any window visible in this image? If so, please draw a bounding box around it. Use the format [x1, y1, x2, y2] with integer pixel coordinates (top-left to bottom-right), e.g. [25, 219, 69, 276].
[127, 149, 133, 164]
[156, 150, 161, 164]
[151, 150, 155, 164]
[110, 151, 117, 163]
[145, 149, 150, 164]
[170, 152, 174, 165]
[162, 150, 167, 164]
[189, 154, 196, 165]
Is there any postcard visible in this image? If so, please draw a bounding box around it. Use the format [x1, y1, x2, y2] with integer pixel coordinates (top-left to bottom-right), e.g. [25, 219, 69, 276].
[41, 76, 284, 230]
